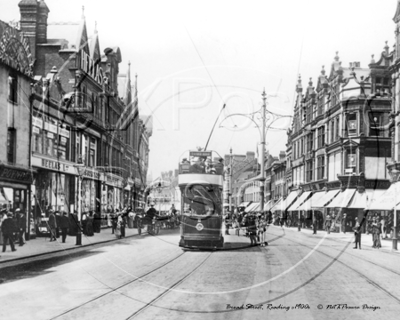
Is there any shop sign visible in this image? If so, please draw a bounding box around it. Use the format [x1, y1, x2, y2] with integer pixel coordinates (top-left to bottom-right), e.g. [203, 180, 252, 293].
[41, 159, 69, 172]
[0, 21, 34, 77]
[44, 122, 58, 134]
[47, 132, 54, 139]
[81, 169, 100, 180]
[59, 128, 70, 138]
[0, 165, 32, 183]
[32, 127, 40, 135]
[79, 50, 104, 86]
[32, 117, 43, 128]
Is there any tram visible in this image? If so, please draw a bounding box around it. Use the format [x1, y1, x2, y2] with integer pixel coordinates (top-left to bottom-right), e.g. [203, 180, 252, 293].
[178, 150, 224, 249]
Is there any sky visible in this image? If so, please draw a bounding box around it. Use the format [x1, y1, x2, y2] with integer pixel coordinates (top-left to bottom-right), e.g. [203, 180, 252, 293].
[0, 0, 397, 181]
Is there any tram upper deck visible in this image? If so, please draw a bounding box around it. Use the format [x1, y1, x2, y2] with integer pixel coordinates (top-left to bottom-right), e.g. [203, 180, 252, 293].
[178, 150, 224, 184]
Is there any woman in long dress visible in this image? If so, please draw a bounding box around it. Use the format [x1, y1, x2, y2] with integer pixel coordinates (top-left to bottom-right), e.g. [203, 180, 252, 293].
[114, 214, 122, 239]
[86, 212, 94, 236]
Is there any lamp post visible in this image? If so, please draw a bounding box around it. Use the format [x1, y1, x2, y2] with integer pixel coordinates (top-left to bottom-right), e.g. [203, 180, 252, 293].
[219, 89, 291, 215]
[229, 147, 233, 213]
[297, 187, 303, 232]
[74, 158, 86, 245]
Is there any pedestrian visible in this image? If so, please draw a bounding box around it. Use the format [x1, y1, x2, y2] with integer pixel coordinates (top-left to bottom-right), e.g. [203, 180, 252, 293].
[55, 211, 62, 238]
[372, 217, 382, 249]
[120, 210, 126, 238]
[16, 208, 26, 246]
[81, 212, 88, 235]
[258, 214, 268, 246]
[59, 211, 70, 243]
[86, 211, 94, 236]
[48, 210, 57, 241]
[325, 214, 332, 234]
[115, 214, 122, 239]
[93, 210, 101, 233]
[353, 217, 361, 250]
[312, 216, 318, 234]
[381, 216, 387, 239]
[1, 213, 17, 252]
[224, 211, 230, 235]
[341, 213, 347, 234]
[246, 213, 257, 246]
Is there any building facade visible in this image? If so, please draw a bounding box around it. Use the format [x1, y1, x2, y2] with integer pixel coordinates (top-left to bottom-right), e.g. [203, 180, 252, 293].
[0, 20, 35, 222]
[12, 0, 150, 231]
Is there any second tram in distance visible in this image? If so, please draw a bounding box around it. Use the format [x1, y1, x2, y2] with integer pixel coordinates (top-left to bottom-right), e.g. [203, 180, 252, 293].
[178, 150, 224, 249]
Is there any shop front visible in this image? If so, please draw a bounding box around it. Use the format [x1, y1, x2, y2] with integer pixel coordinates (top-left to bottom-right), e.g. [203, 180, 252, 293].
[0, 164, 33, 239]
[79, 168, 102, 214]
[31, 155, 76, 223]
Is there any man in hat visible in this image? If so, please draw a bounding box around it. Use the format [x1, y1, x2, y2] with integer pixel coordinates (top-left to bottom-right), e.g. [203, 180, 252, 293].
[48, 209, 57, 241]
[16, 208, 26, 246]
[1, 213, 17, 252]
[325, 214, 332, 234]
[353, 217, 361, 249]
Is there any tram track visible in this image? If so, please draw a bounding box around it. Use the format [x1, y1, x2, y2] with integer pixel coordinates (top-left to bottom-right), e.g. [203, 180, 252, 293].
[125, 252, 213, 319]
[49, 250, 187, 320]
[280, 233, 400, 304]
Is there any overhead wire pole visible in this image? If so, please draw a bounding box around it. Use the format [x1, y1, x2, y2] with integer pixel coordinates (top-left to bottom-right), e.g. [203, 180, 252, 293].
[260, 89, 267, 213]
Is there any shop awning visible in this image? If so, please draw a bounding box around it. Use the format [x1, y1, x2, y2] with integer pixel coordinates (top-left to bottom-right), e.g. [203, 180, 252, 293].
[367, 182, 400, 211]
[264, 200, 273, 211]
[251, 202, 261, 212]
[324, 188, 356, 208]
[270, 198, 283, 213]
[347, 189, 387, 209]
[311, 190, 340, 208]
[279, 191, 299, 212]
[238, 202, 251, 208]
[287, 191, 312, 211]
[297, 191, 327, 211]
[245, 202, 259, 212]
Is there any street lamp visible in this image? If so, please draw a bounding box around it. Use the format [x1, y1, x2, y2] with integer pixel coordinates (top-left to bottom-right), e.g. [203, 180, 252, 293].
[297, 187, 303, 232]
[219, 89, 291, 215]
[74, 157, 86, 245]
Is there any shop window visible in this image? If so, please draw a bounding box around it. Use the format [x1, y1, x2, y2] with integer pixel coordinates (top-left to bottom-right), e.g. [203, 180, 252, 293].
[369, 112, 386, 137]
[7, 128, 16, 164]
[8, 75, 18, 104]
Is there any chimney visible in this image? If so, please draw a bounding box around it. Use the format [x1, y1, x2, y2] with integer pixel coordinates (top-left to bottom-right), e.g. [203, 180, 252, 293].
[19, 0, 39, 60]
[246, 151, 255, 161]
[279, 151, 286, 162]
[37, 0, 49, 44]
[349, 62, 361, 68]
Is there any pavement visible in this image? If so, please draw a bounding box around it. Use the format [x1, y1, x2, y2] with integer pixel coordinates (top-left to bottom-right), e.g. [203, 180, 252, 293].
[0, 225, 253, 265]
[271, 224, 400, 253]
[1, 224, 398, 265]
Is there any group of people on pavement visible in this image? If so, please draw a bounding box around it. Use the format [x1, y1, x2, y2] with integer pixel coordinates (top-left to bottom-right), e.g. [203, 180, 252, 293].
[0, 208, 27, 252]
[224, 211, 270, 246]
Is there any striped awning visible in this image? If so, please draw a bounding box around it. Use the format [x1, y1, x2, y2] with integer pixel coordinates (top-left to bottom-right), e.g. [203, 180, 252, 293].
[367, 182, 400, 211]
[311, 190, 340, 208]
[287, 191, 312, 211]
[325, 189, 356, 208]
[270, 198, 283, 213]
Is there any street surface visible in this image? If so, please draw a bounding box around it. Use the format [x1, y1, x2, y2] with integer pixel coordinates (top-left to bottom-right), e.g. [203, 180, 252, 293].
[1, 226, 400, 320]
